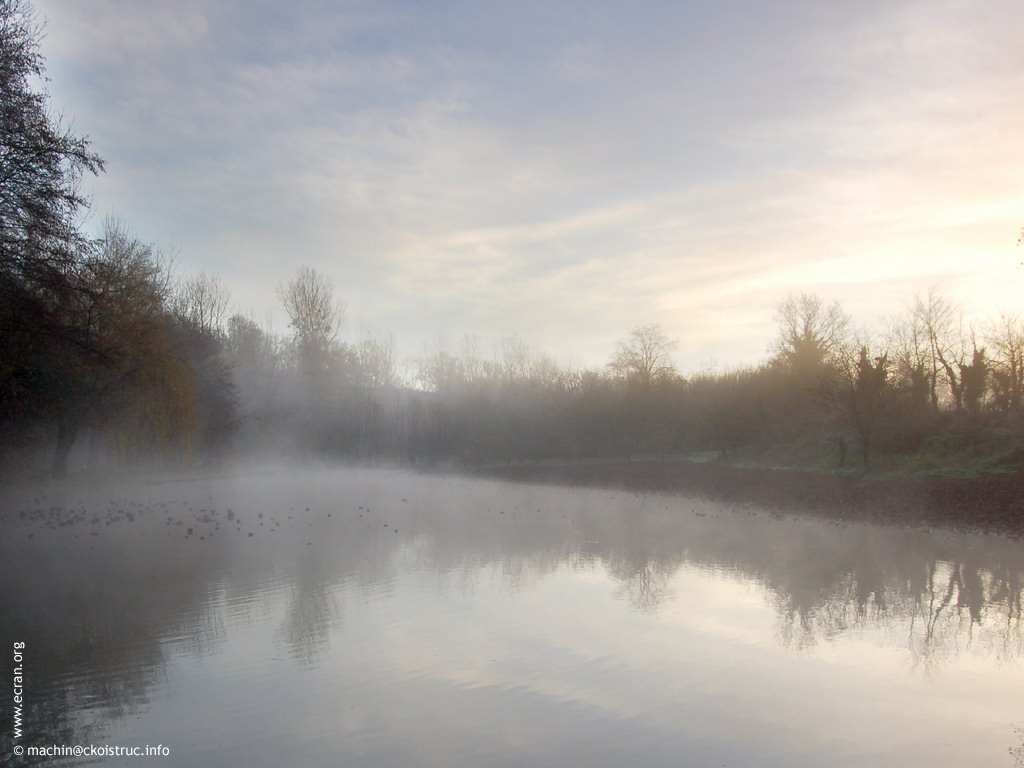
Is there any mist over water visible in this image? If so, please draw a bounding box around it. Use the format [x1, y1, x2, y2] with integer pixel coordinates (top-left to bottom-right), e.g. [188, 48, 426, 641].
[2, 466, 1021, 767]
[3, 3, 1023, 766]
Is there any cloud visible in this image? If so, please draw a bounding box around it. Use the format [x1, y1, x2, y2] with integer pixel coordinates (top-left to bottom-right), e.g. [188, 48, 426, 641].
[43, 0, 209, 59]
[31, 0, 1024, 370]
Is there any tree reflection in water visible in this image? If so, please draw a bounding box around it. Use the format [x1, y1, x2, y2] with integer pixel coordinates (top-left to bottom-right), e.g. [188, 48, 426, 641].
[770, 556, 1022, 673]
[1, 468, 1021, 762]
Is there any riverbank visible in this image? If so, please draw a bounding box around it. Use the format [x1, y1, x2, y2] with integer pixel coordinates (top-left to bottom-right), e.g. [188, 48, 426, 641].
[472, 460, 1024, 538]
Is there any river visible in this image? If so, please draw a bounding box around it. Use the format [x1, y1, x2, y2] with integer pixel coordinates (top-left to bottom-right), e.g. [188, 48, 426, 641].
[2, 466, 1021, 767]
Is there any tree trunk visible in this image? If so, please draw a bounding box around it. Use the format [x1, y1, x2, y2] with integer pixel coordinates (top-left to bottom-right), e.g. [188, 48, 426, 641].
[52, 412, 80, 478]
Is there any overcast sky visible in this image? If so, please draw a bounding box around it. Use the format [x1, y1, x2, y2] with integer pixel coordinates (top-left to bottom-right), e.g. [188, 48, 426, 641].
[35, 0, 1024, 371]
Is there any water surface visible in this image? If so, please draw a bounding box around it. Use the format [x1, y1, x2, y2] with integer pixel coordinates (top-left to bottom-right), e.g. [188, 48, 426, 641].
[2, 467, 1022, 766]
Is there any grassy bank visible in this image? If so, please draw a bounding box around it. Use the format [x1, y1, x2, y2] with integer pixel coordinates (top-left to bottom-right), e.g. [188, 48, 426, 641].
[472, 453, 1024, 538]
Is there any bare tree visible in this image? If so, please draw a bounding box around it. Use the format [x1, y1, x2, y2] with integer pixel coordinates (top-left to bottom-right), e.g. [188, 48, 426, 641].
[224, 313, 281, 432]
[500, 336, 533, 385]
[771, 293, 850, 373]
[911, 288, 965, 411]
[353, 329, 396, 389]
[277, 266, 344, 375]
[886, 309, 932, 415]
[608, 324, 678, 385]
[986, 313, 1024, 413]
[528, 351, 567, 391]
[173, 272, 229, 334]
[417, 348, 465, 393]
[458, 335, 486, 385]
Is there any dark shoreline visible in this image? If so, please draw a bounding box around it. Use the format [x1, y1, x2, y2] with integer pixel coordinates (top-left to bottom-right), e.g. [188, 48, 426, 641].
[470, 460, 1024, 538]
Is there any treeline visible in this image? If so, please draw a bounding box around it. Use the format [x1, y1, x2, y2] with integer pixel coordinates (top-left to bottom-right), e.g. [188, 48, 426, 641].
[1, 0, 1021, 477]
[225, 286, 1020, 472]
[9, 246, 1024, 476]
[0, 0, 233, 476]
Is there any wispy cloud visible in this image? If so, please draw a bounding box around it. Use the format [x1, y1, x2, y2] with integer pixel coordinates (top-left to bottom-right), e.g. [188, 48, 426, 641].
[34, 0, 1024, 370]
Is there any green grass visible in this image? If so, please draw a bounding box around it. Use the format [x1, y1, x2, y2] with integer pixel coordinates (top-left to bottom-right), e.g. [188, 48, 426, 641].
[466, 424, 1024, 481]
[698, 425, 1024, 481]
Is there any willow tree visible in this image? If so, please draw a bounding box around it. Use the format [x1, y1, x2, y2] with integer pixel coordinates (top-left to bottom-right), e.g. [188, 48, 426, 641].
[51, 221, 194, 474]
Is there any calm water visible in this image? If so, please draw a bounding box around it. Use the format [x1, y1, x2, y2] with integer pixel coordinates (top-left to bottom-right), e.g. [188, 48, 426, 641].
[1, 467, 1022, 767]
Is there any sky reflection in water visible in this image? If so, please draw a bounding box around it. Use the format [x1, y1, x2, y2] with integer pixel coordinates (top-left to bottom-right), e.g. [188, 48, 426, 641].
[1, 467, 1021, 767]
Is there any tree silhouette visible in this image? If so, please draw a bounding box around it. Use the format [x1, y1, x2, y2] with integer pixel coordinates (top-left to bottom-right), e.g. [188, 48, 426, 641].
[0, 0, 104, 433]
[277, 265, 344, 377]
[608, 324, 678, 385]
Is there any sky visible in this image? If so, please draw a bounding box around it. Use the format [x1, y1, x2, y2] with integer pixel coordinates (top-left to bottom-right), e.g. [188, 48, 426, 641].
[33, 0, 1024, 372]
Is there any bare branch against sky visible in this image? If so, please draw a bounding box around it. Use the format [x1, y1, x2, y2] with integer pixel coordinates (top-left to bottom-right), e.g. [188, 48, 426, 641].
[33, 0, 1024, 370]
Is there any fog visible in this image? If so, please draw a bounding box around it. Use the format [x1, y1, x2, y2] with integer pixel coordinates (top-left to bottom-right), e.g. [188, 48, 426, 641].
[3, 1, 1023, 765]
[2, 468, 1022, 766]
[5, 234, 1021, 480]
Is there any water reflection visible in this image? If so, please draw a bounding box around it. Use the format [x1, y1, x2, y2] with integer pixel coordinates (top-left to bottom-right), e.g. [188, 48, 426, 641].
[1, 468, 1021, 766]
